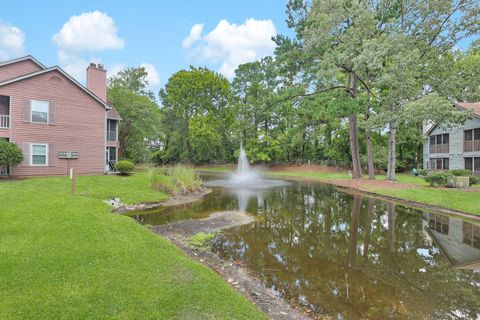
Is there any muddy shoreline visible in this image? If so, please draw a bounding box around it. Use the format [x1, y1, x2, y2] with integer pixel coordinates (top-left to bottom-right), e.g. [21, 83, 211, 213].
[151, 211, 312, 320]
[113, 188, 212, 213]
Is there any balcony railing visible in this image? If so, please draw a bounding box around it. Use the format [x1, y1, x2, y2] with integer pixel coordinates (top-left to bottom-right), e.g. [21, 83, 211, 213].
[464, 140, 480, 153]
[0, 115, 9, 128]
[429, 144, 449, 154]
[107, 130, 117, 142]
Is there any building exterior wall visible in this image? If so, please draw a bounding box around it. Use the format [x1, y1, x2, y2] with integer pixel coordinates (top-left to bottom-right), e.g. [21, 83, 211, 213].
[0, 60, 43, 82]
[423, 117, 480, 169]
[86, 64, 107, 101]
[0, 70, 107, 176]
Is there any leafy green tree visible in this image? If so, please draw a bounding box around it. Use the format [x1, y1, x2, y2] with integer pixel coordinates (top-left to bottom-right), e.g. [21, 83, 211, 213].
[287, 0, 478, 180]
[109, 66, 155, 100]
[0, 140, 23, 168]
[189, 116, 223, 163]
[160, 67, 232, 163]
[108, 67, 162, 162]
[287, 0, 386, 179]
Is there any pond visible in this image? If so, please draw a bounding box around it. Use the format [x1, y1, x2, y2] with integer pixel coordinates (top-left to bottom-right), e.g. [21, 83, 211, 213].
[133, 178, 480, 320]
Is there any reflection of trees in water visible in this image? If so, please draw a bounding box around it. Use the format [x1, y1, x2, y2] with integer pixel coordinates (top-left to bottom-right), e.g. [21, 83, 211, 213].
[213, 183, 480, 319]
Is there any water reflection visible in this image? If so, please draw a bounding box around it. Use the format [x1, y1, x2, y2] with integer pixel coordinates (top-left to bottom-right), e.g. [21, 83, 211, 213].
[424, 212, 480, 270]
[210, 183, 480, 319]
[133, 181, 480, 319]
[235, 189, 263, 213]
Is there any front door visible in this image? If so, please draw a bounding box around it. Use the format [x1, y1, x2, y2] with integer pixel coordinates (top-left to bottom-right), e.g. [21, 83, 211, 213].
[105, 147, 117, 172]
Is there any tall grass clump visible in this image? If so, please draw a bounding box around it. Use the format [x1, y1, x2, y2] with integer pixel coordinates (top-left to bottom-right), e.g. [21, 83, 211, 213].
[150, 165, 203, 196]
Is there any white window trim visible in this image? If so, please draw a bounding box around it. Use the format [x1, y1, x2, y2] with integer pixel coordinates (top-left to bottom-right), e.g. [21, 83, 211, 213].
[31, 143, 48, 166]
[30, 99, 49, 124]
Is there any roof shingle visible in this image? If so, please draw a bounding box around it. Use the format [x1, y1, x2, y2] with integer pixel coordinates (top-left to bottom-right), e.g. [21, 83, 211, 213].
[106, 102, 122, 120]
[455, 102, 480, 117]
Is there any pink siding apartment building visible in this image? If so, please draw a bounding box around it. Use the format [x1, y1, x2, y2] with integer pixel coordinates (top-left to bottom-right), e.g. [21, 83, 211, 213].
[0, 56, 121, 177]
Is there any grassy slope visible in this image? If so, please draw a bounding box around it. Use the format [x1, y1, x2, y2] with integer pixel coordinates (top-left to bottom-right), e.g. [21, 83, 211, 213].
[0, 173, 265, 319]
[199, 166, 479, 215]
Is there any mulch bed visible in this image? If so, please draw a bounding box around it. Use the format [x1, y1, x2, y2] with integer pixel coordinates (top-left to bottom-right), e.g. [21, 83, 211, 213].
[329, 178, 416, 190]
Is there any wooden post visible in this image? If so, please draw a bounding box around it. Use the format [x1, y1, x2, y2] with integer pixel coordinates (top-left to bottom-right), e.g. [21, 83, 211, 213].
[71, 168, 76, 194]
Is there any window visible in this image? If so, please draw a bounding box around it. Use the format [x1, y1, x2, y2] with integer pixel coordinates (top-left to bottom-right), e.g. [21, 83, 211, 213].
[443, 133, 449, 144]
[107, 120, 117, 141]
[31, 144, 48, 166]
[443, 158, 449, 170]
[465, 130, 473, 141]
[465, 157, 473, 170]
[465, 157, 480, 173]
[429, 133, 449, 145]
[475, 129, 480, 140]
[31, 100, 49, 123]
[430, 157, 449, 170]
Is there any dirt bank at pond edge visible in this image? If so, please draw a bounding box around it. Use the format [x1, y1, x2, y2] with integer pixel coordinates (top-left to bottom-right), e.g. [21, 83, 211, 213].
[151, 211, 312, 320]
[113, 188, 212, 213]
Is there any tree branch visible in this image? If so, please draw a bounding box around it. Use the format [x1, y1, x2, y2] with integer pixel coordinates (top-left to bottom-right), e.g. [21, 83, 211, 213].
[419, 0, 467, 60]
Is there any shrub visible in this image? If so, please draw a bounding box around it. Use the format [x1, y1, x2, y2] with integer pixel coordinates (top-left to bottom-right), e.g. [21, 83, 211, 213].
[469, 176, 479, 186]
[0, 140, 23, 168]
[418, 169, 428, 177]
[151, 150, 166, 166]
[449, 169, 473, 176]
[150, 165, 202, 196]
[116, 160, 135, 175]
[424, 172, 449, 187]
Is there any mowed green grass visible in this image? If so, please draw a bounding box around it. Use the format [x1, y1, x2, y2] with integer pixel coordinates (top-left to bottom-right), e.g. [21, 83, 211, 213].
[363, 184, 480, 215]
[0, 173, 266, 320]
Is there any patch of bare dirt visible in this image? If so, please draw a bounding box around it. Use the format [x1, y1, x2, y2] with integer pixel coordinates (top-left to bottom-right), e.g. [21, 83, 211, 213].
[329, 179, 416, 191]
[152, 210, 254, 236]
[151, 211, 312, 320]
[113, 188, 211, 213]
[269, 164, 346, 173]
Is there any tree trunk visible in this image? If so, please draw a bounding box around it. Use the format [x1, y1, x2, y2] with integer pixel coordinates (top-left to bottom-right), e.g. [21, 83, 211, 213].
[387, 120, 397, 181]
[348, 114, 363, 179]
[365, 128, 375, 180]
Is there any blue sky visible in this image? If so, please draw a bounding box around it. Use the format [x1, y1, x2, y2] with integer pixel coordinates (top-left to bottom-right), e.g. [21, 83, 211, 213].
[0, 1, 476, 94]
[0, 0, 292, 92]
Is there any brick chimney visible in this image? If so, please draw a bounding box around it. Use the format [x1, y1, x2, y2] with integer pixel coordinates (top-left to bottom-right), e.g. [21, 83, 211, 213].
[86, 63, 107, 102]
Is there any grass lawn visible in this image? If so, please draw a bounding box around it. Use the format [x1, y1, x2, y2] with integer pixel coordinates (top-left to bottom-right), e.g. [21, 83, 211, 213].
[363, 184, 480, 215]
[0, 172, 266, 319]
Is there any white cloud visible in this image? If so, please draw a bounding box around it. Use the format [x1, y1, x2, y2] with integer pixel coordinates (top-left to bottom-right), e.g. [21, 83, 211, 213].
[140, 63, 161, 87]
[0, 21, 25, 60]
[53, 11, 124, 53]
[182, 23, 204, 48]
[184, 18, 277, 78]
[57, 51, 98, 83]
[53, 11, 124, 83]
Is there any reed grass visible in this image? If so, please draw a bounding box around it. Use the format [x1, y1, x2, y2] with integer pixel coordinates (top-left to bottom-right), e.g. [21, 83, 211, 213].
[151, 165, 203, 196]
